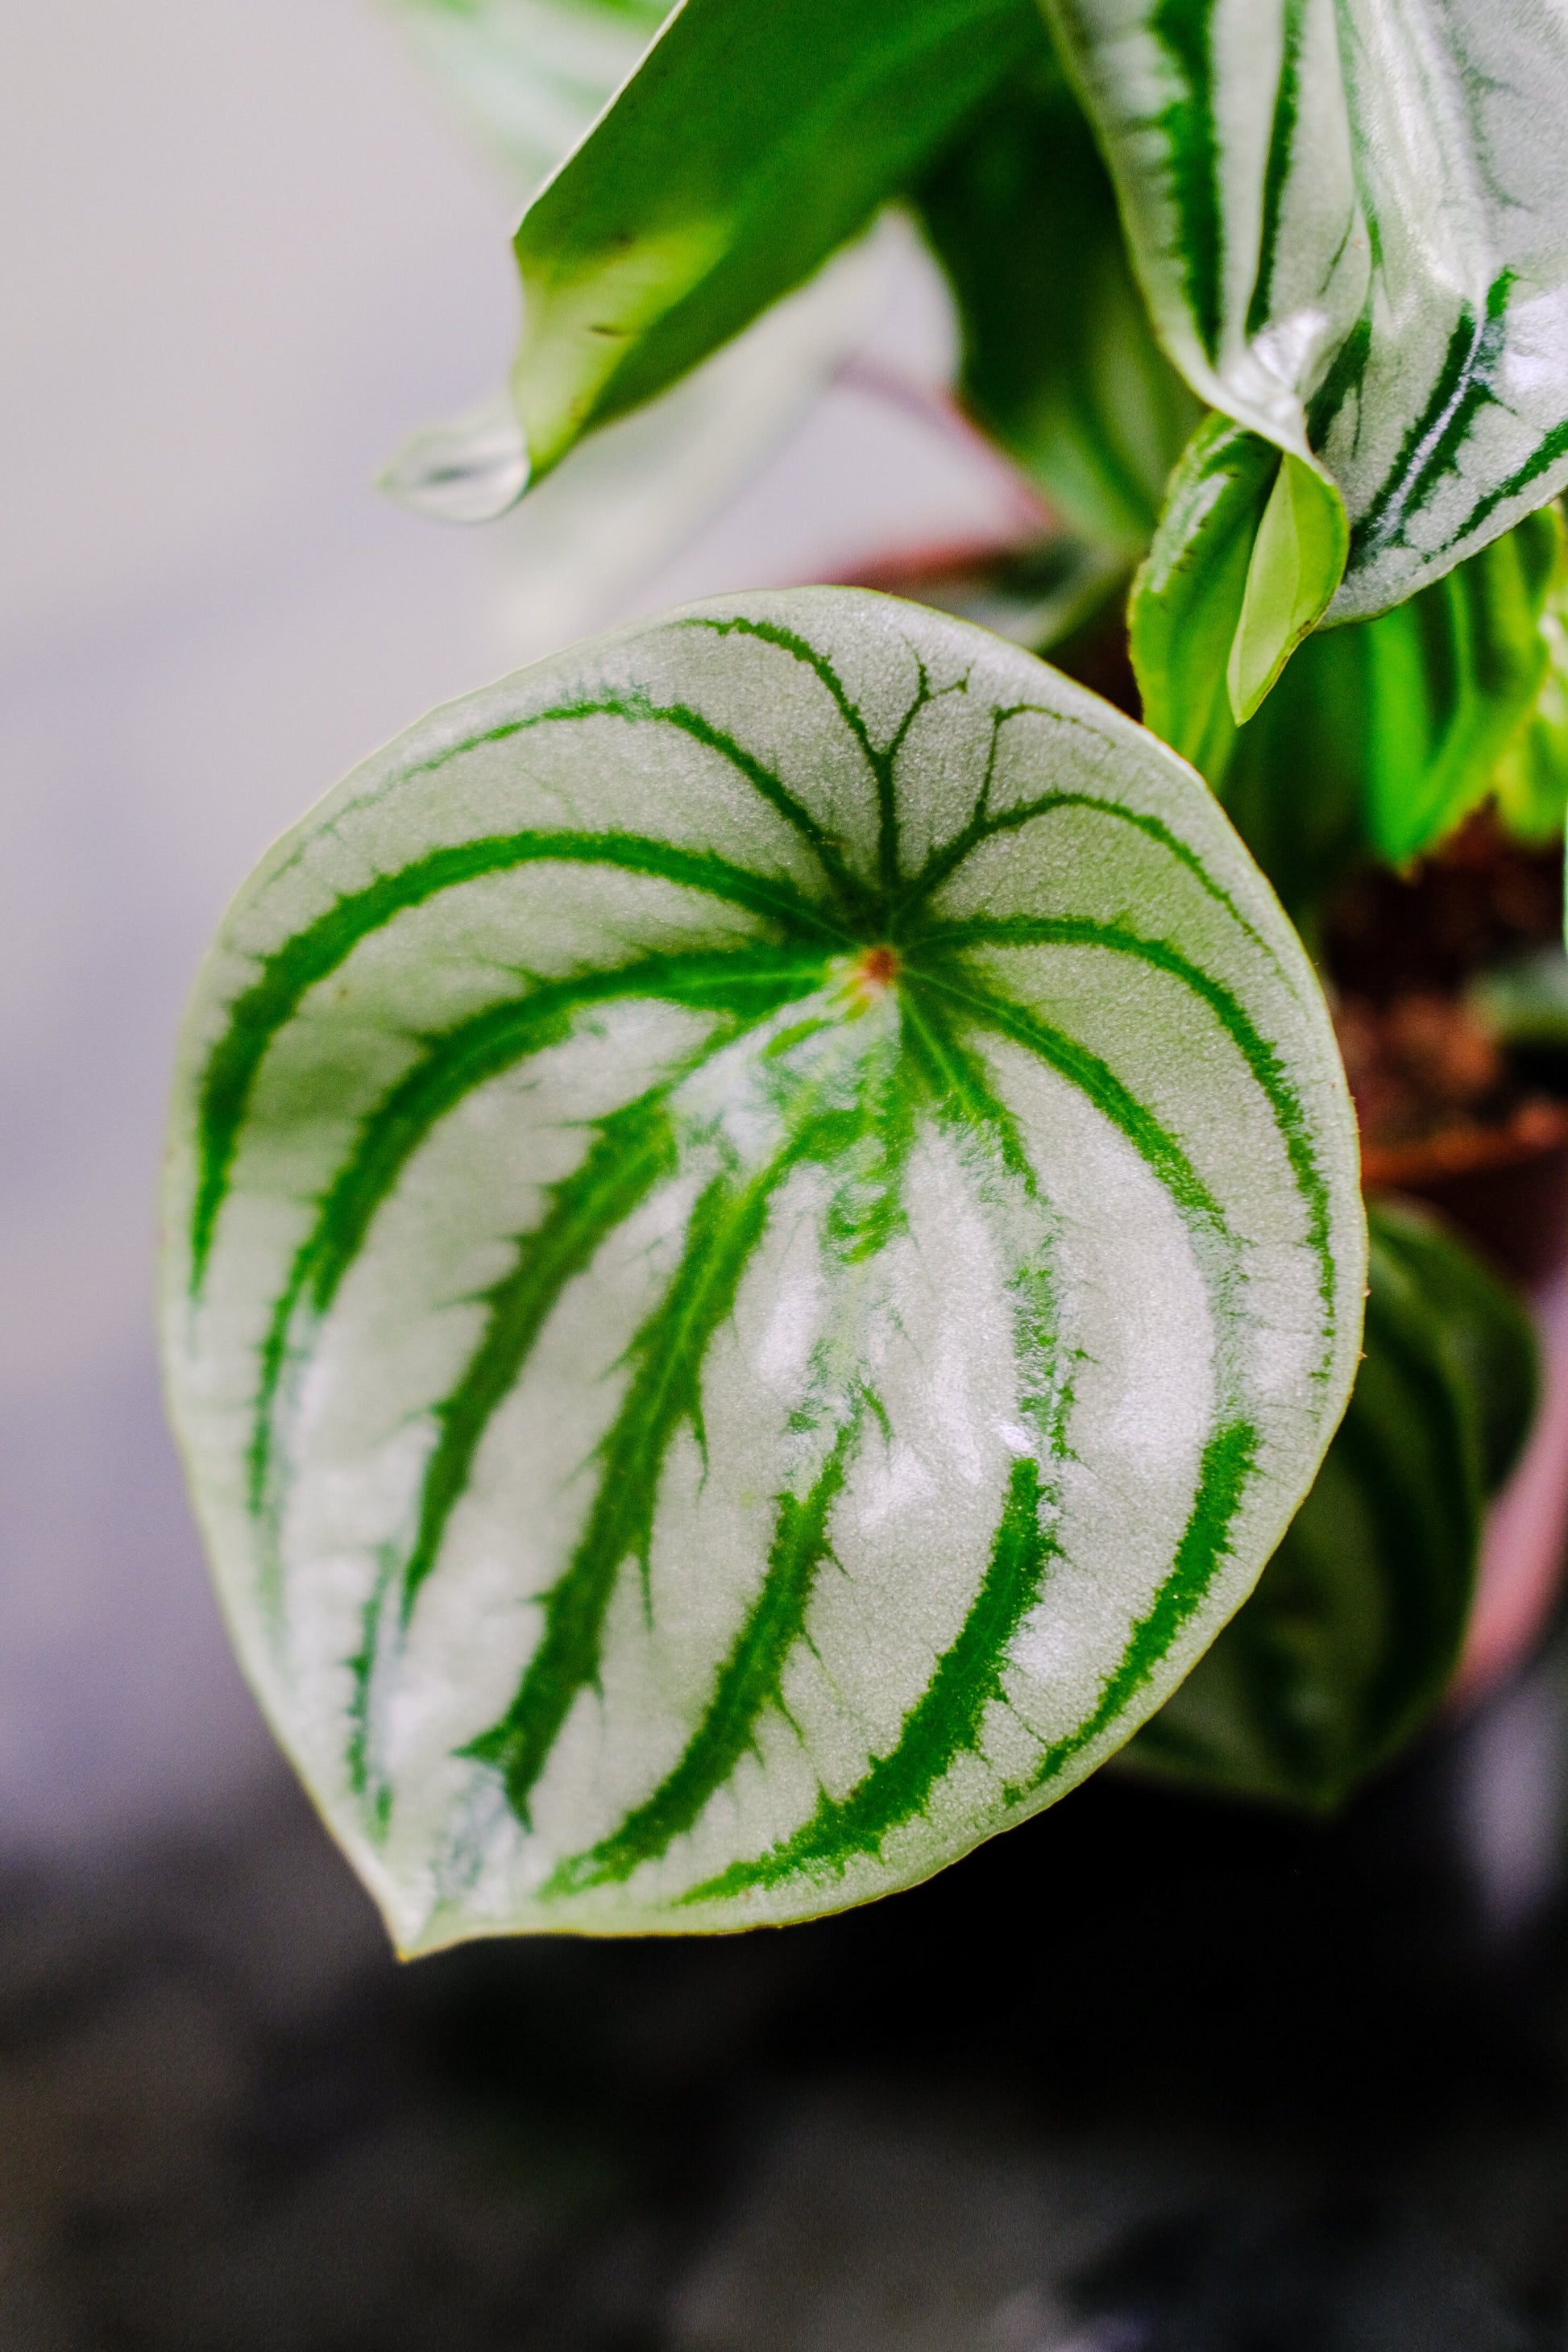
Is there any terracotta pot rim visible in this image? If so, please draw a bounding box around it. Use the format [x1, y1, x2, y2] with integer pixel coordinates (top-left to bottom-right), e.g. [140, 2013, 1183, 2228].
[1361, 1101, 1568, 1193]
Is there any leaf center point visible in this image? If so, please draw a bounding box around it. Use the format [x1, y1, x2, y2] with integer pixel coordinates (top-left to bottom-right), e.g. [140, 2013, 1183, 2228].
[845, 944, 900, 1008]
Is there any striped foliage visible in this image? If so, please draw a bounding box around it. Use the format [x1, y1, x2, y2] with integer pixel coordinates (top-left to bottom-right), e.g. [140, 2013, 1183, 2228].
[1128, 1204, 1537, 1812]
[1046, 0, 1568, 620]
[161, 589, 1363, 1947]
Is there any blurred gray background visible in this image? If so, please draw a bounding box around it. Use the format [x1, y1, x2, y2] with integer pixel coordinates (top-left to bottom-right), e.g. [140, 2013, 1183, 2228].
[0, 0, 1017, 1858]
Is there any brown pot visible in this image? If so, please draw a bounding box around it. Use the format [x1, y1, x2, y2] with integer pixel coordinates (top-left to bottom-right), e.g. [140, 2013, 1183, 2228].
[1371, 1124, 1568, 1707]
[1362, 1100, 1568, 1284]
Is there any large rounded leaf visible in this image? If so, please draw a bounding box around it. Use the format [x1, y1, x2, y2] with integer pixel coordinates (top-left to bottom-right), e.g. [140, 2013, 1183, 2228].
[161, 589, 1363, 1948]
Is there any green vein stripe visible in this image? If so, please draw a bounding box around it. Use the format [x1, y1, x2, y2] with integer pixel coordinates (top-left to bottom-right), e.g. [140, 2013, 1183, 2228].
[461, 1140, 810, 1826]
[1349, 283, 1506, 563]
[684, 1453, 1056, 1903]
[906, 779, 1285, 977]
[919, 969, 1229, 1237]
[678, 612, 917, 896]
[1246, 0, 1305, 337]
[919, 917, 1335, 1345]
[1448, 413, 1568, 551]
[395, 1095, 680, 1641]
[897, 989, 1036, 1188]
[677, 613, 881, 771]
[246, 948, 822, 1530]
[567, 685, 871, 914]
[543, 1406, 864, 1895]
[191, 832, 843, 1285]
[1025, 1415, 1258, 1793]
[1151, 0, 1224, 362]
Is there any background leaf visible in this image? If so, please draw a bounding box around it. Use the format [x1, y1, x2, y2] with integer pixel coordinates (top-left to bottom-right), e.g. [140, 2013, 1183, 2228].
[912, 46, 1201, 554]
[1126, 1201, 1535, 1813]
[162, 588, 1363, 1946]
[1493, 520, 1568, 845]
[1045, 0, 1568, 620]
[507, 0, 1041, 484]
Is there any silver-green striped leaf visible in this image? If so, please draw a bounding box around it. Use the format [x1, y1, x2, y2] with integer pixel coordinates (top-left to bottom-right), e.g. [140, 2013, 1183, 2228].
[160, 588, 1363, 1948]
[1046, 0, 1568, 619]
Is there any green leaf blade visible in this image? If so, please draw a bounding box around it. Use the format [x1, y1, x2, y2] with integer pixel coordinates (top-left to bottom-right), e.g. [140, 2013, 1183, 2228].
[508, 0, 1042, 483]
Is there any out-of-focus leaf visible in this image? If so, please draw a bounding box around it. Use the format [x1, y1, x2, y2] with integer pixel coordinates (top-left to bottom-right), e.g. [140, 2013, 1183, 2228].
[1371, 1202, 1540, 1495]
[888, 537, 1131, 663]
[1126, 1201, 1529, 1813]
[505, 0, 1042, 488]
[379, 0, 670, 204]
[1215, 508, 1562, 919]
[1046, 0, 1568, 623]
[469, 226, 896, 652]
[1471, 945, 1568, 1053]
[160, 587, 1363, 1947]
[913, 51, 1200, 554]
[1130, 417, 1345, 774]
[1493, 523, 1568, 845]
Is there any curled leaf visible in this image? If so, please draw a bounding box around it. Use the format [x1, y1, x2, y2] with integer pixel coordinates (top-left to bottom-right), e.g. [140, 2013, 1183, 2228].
[1045, 0, 1568, 619]
[1130, 417, 1345, 772]
[162, 589, 1363, 1945]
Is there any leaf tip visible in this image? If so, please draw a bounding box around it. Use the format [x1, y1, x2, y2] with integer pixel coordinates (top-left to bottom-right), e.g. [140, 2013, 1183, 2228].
[379, 391, 529, 524]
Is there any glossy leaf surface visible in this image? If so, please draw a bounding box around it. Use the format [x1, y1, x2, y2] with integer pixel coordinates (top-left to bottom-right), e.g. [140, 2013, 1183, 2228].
[914, 48, 1201, 554]
[1214, 508, 1561, 915]
[1046, 0, 1568, 620]
[162, 590, 1363, 1947]
[507, 0, 1039, 484]
[1128, 1203, 1532, 1812]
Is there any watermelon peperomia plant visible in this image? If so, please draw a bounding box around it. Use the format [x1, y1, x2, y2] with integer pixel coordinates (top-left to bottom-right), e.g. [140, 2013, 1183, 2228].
[164, 0, 1568, 1948]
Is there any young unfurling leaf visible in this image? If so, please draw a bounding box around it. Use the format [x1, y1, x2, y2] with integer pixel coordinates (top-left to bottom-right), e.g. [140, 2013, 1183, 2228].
[162, 590, 1362, 1947]
[1130, 417, 1346, 774]
[1214, 506, 1562, 913]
